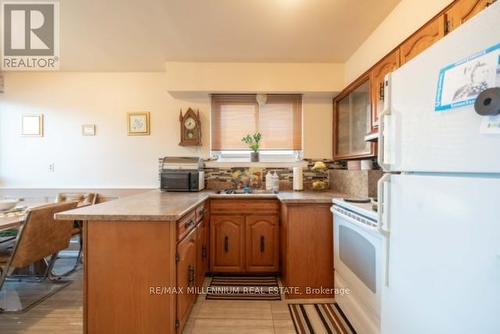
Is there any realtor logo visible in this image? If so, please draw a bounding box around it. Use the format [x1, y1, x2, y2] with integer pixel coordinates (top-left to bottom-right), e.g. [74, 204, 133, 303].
[1, 1, 60, 70]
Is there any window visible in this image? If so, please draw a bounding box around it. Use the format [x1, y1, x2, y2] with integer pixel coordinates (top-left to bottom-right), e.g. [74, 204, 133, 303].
[211, 94, 302, 160]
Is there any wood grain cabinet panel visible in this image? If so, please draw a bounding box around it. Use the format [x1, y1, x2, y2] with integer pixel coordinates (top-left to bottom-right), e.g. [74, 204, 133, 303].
[210, 215, 245, 273]
[245, 215, 279, 272]
[280, 204, 334, 299]
[195, 218, 208, 287]
[445, 0, 494, 32]
[400, 15, 446, 65]
[370, 49, 400, 128]
[176, 228, 197, 333]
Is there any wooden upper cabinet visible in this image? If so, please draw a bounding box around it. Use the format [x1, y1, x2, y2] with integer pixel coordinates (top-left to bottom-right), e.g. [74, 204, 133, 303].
[370, 49, 400, 128]
[445, 0, 494, 32]
[400, 15, 446, 65]
[210, 215, 245, 273]
[333, 77, 375, 160]
[245, 216, 279, 273]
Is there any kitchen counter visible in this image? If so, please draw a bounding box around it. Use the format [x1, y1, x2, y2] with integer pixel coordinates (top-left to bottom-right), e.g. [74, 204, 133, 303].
[55, 189, 347, 221]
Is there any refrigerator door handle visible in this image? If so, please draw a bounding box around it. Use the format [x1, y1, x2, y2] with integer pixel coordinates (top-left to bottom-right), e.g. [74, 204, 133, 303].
[377, 74, 392, 172]
[377, 173, 391, 287]
[377, 174, 391, 234]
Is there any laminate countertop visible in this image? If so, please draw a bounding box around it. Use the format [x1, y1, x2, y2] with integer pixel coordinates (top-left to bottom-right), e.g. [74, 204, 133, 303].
[55, 190, 347, 222]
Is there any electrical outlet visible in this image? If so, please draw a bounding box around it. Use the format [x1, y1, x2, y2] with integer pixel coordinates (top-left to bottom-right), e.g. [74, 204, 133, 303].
[49, 163, 55, 172]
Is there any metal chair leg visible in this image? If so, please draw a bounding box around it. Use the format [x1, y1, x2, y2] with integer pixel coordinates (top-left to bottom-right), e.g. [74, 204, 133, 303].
[49, 235, 82, 279]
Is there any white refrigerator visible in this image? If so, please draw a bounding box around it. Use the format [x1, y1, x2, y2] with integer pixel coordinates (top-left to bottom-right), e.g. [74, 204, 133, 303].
[378, 2, 500, 334]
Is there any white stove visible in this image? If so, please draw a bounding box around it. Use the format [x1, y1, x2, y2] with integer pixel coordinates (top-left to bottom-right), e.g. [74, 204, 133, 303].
[331, 198, 384, 334]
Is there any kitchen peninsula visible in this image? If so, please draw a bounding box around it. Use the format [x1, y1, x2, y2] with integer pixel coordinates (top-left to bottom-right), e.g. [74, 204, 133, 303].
[55, 190, 346, 334]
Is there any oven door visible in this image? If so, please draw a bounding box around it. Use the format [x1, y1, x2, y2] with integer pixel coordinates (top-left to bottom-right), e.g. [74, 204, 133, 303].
[161, 171, 191, 191]
[333, 205, 385, 334]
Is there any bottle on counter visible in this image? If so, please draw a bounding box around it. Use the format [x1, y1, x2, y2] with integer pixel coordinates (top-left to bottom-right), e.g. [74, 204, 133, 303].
[272, 171, 280, 193]
[265, 171, 273, 191]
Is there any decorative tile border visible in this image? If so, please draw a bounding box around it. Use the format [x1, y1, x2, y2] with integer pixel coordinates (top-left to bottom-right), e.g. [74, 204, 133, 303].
[158, 158, 377, 192]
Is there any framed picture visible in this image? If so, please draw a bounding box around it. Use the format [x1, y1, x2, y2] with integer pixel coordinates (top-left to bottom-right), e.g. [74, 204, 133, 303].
[82, 124, 96, 136]
[127, 112, 150, 136]
[22, 114, 44, 137]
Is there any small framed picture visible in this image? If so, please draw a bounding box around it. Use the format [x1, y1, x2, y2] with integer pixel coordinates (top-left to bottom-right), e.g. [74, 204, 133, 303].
[22, 114, 44, 137]
[82, 124, 96, 136]
[127, 112, 150, 136]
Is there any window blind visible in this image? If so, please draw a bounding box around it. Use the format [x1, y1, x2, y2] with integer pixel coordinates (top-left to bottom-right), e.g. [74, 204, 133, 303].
[211, 94, 302, 151]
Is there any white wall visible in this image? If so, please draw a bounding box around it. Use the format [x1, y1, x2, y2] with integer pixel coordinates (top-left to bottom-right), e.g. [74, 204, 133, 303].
[0, 72, 210, 188]
[0, 72, 334, 188]
[344, 0, 453, 84]
[165, 62, 345, 93]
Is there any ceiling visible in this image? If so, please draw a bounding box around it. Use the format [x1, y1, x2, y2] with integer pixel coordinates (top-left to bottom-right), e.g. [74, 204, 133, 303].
[60, 0, 401, 71]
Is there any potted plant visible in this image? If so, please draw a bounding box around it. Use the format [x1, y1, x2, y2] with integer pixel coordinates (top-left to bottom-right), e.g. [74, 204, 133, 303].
[241, 133, 262, 162]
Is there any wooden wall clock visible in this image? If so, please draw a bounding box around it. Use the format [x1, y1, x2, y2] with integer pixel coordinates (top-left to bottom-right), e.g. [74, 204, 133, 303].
[179, 108, 202, 146]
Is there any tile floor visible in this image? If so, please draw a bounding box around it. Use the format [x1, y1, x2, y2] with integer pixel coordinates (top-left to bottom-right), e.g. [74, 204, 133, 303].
[0, 272, 336, 334]
[183, 278, 336, 334]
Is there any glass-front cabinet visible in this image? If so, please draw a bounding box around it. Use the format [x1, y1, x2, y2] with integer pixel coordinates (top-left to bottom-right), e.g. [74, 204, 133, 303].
[333, 77, 376, 160]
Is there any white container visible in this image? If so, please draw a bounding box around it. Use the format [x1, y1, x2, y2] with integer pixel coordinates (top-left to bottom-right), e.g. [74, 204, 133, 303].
[272, 172, 279, 192]
[293, 167, 303, 191]
[265, 171, 273, 191]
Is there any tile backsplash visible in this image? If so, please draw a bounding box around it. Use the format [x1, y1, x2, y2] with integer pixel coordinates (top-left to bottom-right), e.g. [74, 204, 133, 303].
[204, 159, 345, 191]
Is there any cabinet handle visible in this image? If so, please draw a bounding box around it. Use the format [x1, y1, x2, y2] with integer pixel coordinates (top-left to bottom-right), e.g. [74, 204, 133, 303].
[202, 245, 207, 259]
[188, 265, 194, 287]
[379, 82, 385, 101]
[445, 19, 453, 33]
[186, 219, 195, 228]
[260, 236, 265, 253]
[224, 236, 229, 253]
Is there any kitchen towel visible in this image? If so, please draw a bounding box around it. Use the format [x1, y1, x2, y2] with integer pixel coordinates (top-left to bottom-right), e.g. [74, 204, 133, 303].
[293, 167, 303, 191]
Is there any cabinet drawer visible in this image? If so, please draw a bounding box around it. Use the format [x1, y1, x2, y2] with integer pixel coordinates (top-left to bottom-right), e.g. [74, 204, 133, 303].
[195, 202, 207, 222]
[210, 199, 279, 215]
[177, 210, 197, 241]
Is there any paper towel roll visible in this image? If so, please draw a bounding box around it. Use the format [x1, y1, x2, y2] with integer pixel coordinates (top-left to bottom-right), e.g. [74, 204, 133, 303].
[293, 167, 303, 191]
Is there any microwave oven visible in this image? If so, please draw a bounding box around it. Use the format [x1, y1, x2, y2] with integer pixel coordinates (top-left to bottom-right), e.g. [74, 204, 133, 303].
[160, 170, 205, 192]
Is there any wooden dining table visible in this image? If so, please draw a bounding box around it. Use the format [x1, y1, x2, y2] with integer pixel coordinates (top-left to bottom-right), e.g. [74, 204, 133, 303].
[0, 211, 28, 232]
[0, 201, 47, 233]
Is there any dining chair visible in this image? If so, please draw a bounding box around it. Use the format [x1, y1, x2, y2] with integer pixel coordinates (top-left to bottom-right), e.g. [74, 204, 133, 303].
[55, 192, 97, 275]
[0, 201, 79, 291]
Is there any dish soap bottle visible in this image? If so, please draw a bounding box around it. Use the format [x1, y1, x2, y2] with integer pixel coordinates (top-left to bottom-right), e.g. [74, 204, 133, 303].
[265, 171, 273, 191]
[272, 171, 280, 193]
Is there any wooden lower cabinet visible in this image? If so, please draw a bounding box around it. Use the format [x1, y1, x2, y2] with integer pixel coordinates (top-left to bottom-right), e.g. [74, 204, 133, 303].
[210, 199, 280, 273]
[245, 215, 279, 272]
[176, 228, 197, 332]
[210, 215, 245, 272]
[84, 220, 178, 334]
[195, 209, 209, 287]
[280, 203, 334, 299]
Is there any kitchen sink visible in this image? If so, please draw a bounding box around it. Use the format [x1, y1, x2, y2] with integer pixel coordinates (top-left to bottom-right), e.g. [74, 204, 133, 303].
[215, 189, 275, 195]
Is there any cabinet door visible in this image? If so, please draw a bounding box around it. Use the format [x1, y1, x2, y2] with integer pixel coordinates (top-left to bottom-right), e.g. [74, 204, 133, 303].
[335, 95, 351, 157]
[370, 49, 400, 128]
[445, 0, 493, 32]
[210, 215, 245, 272]
[245, 215, 279, 272]
[196, 219, 208, 287]
[176, 228, 197, 333]
[400, 15, 445, 65]
[333, 77, 375, 160]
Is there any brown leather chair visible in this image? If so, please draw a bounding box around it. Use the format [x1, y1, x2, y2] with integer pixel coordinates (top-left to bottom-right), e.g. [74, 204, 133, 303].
[55, 192, 97, 273]
[0, 201, 79, 290]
